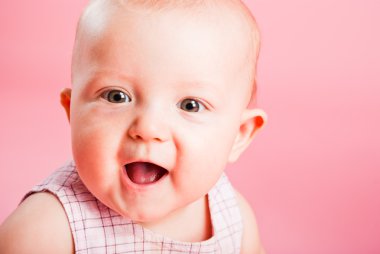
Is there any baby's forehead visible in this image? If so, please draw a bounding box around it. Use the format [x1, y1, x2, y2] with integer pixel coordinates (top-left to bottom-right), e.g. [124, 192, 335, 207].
[73, 0, 259, 101]
[78, 0, 258, 44]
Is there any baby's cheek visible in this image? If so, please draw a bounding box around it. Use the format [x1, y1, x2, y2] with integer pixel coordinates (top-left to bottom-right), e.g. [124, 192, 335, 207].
[175, 157, 222, 198]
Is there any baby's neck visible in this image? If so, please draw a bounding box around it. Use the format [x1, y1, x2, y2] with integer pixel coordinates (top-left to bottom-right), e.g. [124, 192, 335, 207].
[140, 195, 212, 242]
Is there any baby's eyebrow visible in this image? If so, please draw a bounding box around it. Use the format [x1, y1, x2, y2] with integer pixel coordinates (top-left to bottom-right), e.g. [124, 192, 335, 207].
[180, 80, 222, 92]
[87, 70, 136, 86]
[95, 70, 134, 82]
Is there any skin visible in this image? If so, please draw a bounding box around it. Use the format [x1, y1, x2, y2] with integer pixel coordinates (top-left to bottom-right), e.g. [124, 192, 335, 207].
[0, 2, 266, 253]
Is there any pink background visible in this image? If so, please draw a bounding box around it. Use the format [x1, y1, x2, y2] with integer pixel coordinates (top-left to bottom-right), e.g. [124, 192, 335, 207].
[1, 0, 379, 253]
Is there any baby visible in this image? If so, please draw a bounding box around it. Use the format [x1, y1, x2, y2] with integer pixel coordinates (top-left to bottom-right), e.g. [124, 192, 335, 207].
[0, 0, 267, 253]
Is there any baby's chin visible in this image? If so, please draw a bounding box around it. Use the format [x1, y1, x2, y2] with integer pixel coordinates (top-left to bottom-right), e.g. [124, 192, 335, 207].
[100, 190, 174, 224]
[110, 195, 192, 228]
[117, 205, 174, 226]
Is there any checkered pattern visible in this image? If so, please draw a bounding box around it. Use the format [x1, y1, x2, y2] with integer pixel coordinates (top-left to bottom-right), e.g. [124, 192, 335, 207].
[25, 161, 243, 253]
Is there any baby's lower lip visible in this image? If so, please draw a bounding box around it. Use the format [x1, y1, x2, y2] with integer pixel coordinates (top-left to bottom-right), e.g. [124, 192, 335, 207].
[124, 162, 168, 185]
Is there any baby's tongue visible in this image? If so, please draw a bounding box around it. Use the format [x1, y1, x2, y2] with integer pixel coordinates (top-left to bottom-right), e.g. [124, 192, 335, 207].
[125, 162, 167, 184]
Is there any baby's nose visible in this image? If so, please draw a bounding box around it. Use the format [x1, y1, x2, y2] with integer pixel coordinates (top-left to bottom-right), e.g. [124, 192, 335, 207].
[127, 110, 170, 143]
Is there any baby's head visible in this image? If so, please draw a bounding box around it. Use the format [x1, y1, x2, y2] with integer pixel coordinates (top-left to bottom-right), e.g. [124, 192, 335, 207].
[60, 0, 266, 225]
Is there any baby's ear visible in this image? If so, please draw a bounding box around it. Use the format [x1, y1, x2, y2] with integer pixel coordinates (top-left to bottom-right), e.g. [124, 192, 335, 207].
[228, 108, 267, 163]
[60, 88, 72, 122]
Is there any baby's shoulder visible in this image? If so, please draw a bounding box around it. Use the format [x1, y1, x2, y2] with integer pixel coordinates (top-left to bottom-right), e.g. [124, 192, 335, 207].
[0, 192, 73, 254]
[234, 190, 266, 254]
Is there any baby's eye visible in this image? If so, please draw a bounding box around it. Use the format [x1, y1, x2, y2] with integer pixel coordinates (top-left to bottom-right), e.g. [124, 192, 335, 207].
[178, 98, 205, 112]
[101, 89, 131, 103]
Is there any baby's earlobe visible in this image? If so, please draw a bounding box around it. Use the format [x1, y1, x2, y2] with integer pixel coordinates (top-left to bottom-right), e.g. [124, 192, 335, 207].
[60, 88, 72, 122]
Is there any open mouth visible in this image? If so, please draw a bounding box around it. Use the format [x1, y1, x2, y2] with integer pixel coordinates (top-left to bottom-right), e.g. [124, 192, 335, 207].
[124, 162, 168, 185]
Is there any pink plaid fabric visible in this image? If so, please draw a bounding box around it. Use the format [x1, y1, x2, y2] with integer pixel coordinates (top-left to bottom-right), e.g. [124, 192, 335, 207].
[25, 161, 243, 253]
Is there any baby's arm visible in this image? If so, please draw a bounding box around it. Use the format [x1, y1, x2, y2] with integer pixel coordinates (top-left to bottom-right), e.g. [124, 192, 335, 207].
[235, 191, 266, 254]
[0, 192, 73, 254]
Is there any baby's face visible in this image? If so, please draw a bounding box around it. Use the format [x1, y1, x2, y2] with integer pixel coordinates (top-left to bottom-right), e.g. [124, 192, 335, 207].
[65, 5, 263, 224]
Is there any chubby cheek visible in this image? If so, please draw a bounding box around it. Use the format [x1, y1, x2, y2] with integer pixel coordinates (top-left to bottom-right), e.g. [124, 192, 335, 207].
[174, 125, 236, 200]
[70, 109, 125, 198]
